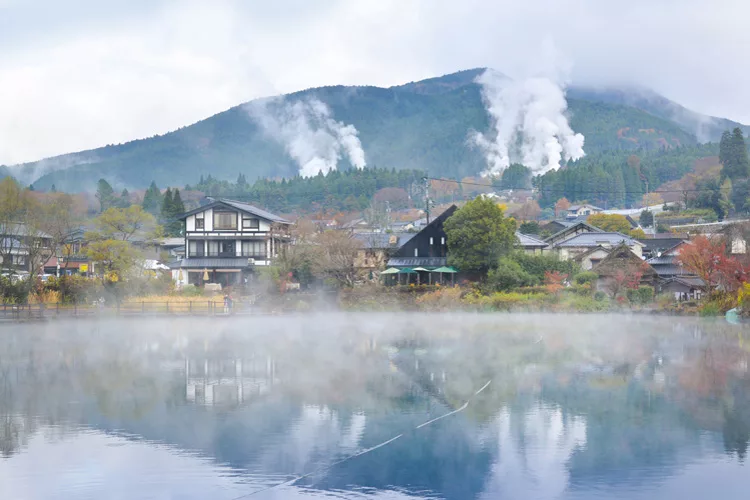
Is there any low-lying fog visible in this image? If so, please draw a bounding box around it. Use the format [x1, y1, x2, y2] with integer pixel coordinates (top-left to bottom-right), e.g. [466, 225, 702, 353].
[1, 313, 748, 499]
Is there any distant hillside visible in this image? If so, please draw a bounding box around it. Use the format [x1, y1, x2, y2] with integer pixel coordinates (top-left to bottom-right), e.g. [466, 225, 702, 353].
[9, 69, 744, 192]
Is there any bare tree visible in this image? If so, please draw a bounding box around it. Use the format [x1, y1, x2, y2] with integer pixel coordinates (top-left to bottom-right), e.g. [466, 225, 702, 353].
[317, 230, 362, 287]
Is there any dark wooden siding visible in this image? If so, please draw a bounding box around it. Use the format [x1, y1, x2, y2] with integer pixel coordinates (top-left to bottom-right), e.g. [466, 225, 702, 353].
[394, 206, 457, 259]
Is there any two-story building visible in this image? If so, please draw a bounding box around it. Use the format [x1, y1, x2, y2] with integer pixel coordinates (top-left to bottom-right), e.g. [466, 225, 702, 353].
[172, 199, 291, 288]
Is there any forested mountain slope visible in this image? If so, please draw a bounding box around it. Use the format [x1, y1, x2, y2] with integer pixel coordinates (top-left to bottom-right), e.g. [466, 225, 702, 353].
[6, 69, 743, 192]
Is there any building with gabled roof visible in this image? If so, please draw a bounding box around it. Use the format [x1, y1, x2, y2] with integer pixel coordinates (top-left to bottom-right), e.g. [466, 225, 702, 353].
[172, 198, 291, 289]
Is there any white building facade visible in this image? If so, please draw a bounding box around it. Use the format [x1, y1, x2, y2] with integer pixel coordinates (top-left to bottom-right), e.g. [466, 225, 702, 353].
[173, 199, 290, 288]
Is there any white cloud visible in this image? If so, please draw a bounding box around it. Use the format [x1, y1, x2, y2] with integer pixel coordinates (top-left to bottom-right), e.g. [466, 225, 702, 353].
[1, 0, 750, 165]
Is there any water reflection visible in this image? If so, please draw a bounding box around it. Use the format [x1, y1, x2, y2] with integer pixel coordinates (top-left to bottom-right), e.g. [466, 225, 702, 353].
[0, 314, 748, 499]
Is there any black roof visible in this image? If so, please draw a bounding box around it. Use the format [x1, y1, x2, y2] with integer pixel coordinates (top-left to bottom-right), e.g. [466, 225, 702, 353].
[179, 199, 290, 224]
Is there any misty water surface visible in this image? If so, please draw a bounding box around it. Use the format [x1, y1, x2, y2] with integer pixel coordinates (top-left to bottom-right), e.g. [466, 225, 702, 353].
[1, 313, 749, 499]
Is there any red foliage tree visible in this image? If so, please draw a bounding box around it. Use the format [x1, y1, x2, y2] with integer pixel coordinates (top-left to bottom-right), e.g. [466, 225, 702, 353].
[677, 236, 746, 292]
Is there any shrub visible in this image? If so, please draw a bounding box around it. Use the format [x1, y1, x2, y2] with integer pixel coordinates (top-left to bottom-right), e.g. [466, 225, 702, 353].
[487, 257, 535, 291]
[415, 287, 464, 311]
[626, 286, 654, 305]
[593, 291, 607, 301]
[0, 276, 31, 304]
[181, 284, 203, 297]
[512, 252, 580, 284]
[573, 271, 598, 285]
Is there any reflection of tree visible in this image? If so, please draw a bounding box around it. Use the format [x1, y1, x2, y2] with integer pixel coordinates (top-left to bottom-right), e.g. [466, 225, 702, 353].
[723, 405, 749, 461]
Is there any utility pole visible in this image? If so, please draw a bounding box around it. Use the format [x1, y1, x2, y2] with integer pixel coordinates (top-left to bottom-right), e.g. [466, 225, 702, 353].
[423, 176, 431, 224]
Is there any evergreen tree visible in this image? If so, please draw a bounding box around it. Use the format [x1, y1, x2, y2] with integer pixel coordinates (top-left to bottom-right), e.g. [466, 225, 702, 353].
[161, 187, 174, 225]
[142, 181, 162, 216]
[96, 178, 115, 212]
[28, 184, 34, 191]
[50, 184, 57, 193]
[170, 189, 186, 236]
[720, 130, 732, 175]
[720, 128, 750, 181]
[117, 188, 132, 208]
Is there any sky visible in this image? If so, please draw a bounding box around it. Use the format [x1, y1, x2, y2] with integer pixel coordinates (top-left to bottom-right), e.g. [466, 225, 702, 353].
[2, 0, 750, 165]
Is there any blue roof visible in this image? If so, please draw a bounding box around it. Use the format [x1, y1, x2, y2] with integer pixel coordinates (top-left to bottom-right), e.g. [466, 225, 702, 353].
[553, 232, 641, 248]
[516, 232, 548, 248]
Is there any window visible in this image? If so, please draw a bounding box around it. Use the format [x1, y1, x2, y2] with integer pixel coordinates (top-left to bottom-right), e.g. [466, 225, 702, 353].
[242, 217, 260, 230]
[12, 255, 26, 266]
[188, 241, 204, 257]
[414, 248, 418, 257]
[241, 240, 266, 257]
[207, 241, 219, 256]
[220, 241, 235, 256]
[195, 215, 204, 230]
[441, 237, 445, 245]
[430, 237, 434, 245]
[213, 211, 237, 230]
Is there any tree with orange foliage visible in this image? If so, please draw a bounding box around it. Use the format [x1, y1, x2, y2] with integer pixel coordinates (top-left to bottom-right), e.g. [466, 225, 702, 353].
[554, 198, 571, 218]
[676, 235, 746, 292]
[544, 271, 568, 294]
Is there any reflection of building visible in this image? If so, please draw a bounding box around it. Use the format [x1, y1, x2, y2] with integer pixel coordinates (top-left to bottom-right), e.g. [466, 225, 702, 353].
[185, 357, 277, 406]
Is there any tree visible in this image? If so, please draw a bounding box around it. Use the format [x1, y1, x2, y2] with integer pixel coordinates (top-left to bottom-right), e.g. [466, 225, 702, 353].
[720, 128, 750, 182]
[500, 164, 531, 190]
[587, 213, 632, 234]
[554, 198, 571, 218]
[641, 192, 664, 208]
[444, 196, 517, 274]
[34, 193, 80, 272]
[518, 221, 541, 235]
[544, 271, 568, 295]
[487, 257, 534, 291]
[85, 239, 140, 283]
[676, 236, 745, 292]
[88, 206, 161, 242]
[116, 188, 132, 209]
[639, 210, 654, 228]
[142, 181, 162, 216]
[372, 187, 410, 211]
[95, 179, 115, 213]
[513, 200, 541, 221]
[160, 188, 174, 225]
[0, 178, 50, 280]
[170, 189, 185, 236]
[50, 185, 57, 193]
[317, 230, 361, 287]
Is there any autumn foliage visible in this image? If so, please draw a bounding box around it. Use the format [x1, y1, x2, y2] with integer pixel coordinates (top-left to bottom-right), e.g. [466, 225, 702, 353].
[676, 236, 746, 292]
[544, 271, 568, 294]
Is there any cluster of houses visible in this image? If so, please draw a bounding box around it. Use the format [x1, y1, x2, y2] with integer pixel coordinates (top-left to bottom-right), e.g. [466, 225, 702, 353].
[3, 196, 748, 302]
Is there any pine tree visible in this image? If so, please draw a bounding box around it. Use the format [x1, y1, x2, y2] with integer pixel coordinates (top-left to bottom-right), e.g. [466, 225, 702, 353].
[720, 130, 732, 176]
[161, 187, 174, 225]
[96, 178, 115, 212]
[117, 188, 131, 208]
[170, 189, 186, 236]
[50, 184, 57, 193]
[142, 181, 162, 215]
[732, 128, 750, 179]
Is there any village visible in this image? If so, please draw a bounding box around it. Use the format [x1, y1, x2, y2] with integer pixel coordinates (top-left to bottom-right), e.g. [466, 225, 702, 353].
[2, 174, 750, 318]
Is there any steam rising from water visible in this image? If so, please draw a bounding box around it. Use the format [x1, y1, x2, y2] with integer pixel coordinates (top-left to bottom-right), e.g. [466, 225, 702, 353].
[472, 65, 585, 177]
[246, 97, 366, 177]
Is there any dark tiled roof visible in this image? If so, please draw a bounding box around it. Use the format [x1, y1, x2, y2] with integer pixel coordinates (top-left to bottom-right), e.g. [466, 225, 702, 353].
[172, 257, 255, 269]
[650, 264, 684, 276]
[353, 232, 416, 249]
[180, 199, 290, 224]
[647, 256, 677, 265]
[545, 221, 604, 243]
[665, 276, 705, 288]
[387, 257, 447, 268]
[516, 232, 548, 247]
[638, 238, 686, 253]
[219, 199, 290, 224]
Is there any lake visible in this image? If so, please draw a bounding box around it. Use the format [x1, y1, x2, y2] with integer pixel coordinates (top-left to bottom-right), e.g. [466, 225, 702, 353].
[1, 313, 749, 499]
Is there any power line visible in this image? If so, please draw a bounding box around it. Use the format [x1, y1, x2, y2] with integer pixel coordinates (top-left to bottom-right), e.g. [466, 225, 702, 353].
[423, 176, 729, 196]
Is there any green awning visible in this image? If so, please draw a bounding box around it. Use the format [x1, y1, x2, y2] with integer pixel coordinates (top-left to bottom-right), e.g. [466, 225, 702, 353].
[380, 268, 400, 275]
[398, 267, 417, 274]
[432, 266, 458, 273]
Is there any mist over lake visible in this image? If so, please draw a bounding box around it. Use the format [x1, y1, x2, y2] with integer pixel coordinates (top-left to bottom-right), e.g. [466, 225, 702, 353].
[1, 313, 748, 499]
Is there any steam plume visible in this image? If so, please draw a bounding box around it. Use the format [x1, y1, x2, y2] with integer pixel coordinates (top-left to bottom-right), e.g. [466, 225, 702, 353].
[472, 67, 585, 177]
[246, 97, 366, 177]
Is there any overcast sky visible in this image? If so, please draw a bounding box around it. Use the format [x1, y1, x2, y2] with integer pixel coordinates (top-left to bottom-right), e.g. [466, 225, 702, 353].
[2, 0, 749, 165]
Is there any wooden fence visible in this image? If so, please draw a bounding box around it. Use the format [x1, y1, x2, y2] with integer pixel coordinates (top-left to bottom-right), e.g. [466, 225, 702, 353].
[0, 301, 249, 321]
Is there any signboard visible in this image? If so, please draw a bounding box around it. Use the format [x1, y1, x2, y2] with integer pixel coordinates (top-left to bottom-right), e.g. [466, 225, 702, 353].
[80, 264, 88, 272]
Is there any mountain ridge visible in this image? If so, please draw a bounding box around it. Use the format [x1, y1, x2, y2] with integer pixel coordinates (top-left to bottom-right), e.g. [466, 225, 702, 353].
[6, 69, 746, 192]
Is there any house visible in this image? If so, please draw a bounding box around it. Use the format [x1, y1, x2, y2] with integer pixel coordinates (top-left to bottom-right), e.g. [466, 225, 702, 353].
[646, 241, 691, 280]
[659, 276, 705, 301]
[386, 205, 457, 284]
[172, 198, 291, 288]
[353, 232, 416, 278]
[0, 223, 52, 274]
[638, 234, 689, 260]
[573, 246, 611, 271]
[566, 204, 603, 219]
[544, 221, 603, 247]
[340, 218, 378, 233]
[551, 231, 644, 261]
[516, 232, 548, 255]
[591, 244, 658, 292]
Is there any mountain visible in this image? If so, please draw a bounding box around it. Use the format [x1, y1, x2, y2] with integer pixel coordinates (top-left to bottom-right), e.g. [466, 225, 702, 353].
[8, 69, 746, 192]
